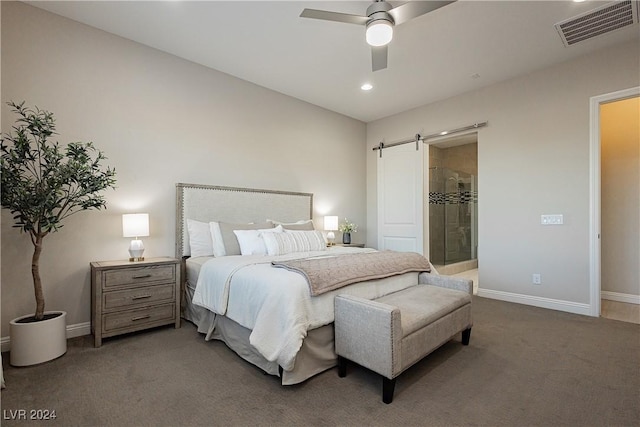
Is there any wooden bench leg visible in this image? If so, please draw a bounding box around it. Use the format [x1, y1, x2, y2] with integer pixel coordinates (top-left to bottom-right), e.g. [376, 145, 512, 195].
[382, 377, 396, 404]
[337, 356, 347, 378]
[462, 327, 472, 345]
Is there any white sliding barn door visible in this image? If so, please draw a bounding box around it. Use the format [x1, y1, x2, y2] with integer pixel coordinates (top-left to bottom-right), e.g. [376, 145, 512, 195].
[377, 141, 424, 254]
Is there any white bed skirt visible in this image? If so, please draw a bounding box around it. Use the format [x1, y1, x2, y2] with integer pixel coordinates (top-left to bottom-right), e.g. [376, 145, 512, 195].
[184, 283, 336, 385]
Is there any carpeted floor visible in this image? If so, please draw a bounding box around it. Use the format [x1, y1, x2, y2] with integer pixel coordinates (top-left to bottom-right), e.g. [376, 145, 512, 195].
[1, 296, 639, 427]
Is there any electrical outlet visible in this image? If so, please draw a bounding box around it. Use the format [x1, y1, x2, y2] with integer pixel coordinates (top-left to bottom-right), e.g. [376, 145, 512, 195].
[532, 273, 541, 285]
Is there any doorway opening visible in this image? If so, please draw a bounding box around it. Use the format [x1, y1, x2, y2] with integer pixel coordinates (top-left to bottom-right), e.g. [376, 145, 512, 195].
[428, 133, 478, 277]
[598, 95, 639, 324]
[589, 86, 639, 320]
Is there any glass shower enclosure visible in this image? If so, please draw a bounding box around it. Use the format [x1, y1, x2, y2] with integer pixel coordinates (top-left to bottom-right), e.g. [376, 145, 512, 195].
[428, 167, 478, 266]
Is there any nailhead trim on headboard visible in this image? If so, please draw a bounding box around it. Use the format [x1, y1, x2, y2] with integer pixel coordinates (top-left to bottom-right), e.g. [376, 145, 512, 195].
[175, 183, 313, 258]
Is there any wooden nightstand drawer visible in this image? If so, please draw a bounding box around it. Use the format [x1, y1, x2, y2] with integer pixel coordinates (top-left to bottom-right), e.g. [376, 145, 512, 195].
[102, 264, 175, 289]
[103, 303, 175, 334]
[103, 284, 175, 311]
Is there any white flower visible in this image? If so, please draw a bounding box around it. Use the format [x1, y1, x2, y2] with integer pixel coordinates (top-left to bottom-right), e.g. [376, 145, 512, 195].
[338, 218, 357, 233]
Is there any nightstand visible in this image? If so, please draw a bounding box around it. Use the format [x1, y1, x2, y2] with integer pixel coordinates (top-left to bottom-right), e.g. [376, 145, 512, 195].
[335, 243, 365, 248]
[91, 257, 180, 347]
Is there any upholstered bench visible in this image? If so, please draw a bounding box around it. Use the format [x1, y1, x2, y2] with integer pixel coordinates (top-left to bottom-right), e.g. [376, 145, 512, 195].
[334, 273, 473, 404]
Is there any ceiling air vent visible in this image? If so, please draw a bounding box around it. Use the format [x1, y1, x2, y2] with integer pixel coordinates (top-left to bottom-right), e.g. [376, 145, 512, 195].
[555, 0, 638, 47]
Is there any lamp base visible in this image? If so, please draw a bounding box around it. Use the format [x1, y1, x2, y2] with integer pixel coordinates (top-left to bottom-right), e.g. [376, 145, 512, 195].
[128, 239, 145, 262]
[326, 231, 335, 247]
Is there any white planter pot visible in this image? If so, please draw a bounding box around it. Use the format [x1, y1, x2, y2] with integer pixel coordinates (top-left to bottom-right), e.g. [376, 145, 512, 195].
[10, 311, 67, 367]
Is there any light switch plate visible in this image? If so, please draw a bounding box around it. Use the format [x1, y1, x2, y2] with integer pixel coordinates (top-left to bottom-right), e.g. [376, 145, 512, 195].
[541, 214, 563, 225]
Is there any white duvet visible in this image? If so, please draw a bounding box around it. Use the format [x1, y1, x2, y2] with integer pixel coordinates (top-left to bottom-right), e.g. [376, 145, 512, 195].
[191, 246, 419, 371]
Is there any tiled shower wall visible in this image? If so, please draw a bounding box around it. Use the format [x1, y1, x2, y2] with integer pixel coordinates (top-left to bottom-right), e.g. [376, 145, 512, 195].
[431, 143, 478, 176]
[429, 143, 478, 265]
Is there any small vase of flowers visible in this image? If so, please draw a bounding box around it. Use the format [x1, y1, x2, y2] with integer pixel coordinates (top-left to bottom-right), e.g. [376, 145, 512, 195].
[339, 218, 357, 244]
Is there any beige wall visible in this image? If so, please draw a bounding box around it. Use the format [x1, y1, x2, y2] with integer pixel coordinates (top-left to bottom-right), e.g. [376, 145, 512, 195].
[367, 39, 640, 307]
[1, 2, 366, 337]
[600, 97, 640, 296]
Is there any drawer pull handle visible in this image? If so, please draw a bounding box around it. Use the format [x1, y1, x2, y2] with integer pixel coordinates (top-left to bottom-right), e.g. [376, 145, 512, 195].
[131, 294, 152, 300]
[131, 315, 151, 321]
[132, 274, 152, 279]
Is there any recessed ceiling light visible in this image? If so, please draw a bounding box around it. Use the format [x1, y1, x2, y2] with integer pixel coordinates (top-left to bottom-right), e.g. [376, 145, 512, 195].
[361, 83, 373, 91]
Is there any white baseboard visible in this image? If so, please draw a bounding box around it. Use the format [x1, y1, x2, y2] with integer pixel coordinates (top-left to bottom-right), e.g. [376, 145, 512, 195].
[1, 321, 91, 353]
[477, 288, 592, 316]
[601, 291, 640, 305]
[67, 321, 92, 339]
[0, 337, 10, 353]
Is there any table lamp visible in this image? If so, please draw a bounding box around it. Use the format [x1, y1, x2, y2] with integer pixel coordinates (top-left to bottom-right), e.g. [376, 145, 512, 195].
[324, 215, 339, 246]
[122, 213, 149, 261]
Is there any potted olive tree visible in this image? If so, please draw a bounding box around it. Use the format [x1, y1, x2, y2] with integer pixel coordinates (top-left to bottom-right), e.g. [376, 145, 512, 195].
[1, 101, 116, 366]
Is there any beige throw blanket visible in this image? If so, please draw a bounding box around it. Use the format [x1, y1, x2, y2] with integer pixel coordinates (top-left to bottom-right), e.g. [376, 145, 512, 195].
[271, 251, 431, 296]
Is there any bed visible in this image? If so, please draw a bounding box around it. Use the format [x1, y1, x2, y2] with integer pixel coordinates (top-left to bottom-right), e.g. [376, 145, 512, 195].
[176, 183, 427, 385]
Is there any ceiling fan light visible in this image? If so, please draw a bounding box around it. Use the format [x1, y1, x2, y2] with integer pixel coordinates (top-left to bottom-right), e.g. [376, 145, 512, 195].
[366, 20, 393, 47]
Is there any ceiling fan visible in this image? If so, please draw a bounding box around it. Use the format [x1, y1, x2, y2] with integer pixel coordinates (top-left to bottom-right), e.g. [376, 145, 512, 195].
[300, 0, 455, 72]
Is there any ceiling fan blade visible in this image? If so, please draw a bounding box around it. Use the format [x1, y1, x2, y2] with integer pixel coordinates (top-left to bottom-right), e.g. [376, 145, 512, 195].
[300, 9, 369, 26]
[389, 1, 456, 26]
[372, 45, 388, 72]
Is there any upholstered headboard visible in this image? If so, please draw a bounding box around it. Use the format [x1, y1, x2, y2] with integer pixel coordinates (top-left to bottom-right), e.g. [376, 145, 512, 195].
[175, 183, 313, 258]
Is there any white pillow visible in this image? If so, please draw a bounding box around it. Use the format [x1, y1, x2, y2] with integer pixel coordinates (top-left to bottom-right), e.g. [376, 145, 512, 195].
[233, 226, 283, 256]
[187, 219, 214, 257]
[209, 222, 227, 257]
[262, 230, 327, 256]
[211, 221, 274, 256]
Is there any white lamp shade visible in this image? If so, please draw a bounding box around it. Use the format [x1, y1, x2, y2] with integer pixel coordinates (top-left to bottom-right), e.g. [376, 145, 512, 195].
[122, 213, 149, 238]
[366, 20, 393, 47]
[324, 216, 339, 231]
